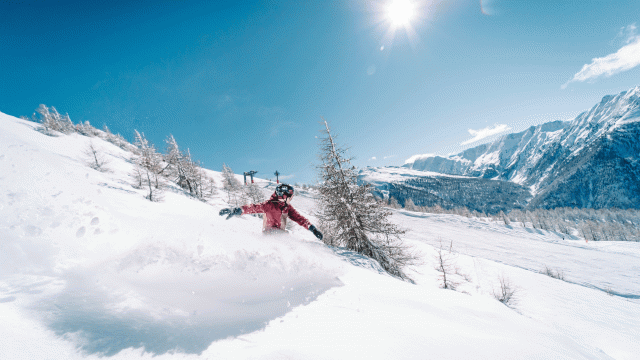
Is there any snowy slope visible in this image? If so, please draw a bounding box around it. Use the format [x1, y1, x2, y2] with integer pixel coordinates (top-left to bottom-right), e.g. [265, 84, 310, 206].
[1, 112, 639, 359]
[403, 87, 640, 208]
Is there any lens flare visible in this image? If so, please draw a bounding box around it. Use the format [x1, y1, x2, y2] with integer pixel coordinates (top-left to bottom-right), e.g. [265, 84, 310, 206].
[480, 0, 496, 16]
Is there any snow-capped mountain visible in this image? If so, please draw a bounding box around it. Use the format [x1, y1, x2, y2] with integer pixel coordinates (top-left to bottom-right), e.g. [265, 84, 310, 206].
[403, 87, 640, 209]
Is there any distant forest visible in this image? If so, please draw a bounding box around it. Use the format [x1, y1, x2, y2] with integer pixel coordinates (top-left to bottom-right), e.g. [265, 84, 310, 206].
[385, 197, 640, 242]
[371, 176, 532, 215]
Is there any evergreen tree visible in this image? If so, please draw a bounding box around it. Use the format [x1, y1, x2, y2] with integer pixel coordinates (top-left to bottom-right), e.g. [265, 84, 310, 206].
[315, 120, 418, 281]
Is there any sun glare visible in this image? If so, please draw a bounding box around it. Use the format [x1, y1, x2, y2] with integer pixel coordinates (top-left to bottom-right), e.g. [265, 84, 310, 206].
[386, 0, 416, 28]
[373, 0, 425, 49]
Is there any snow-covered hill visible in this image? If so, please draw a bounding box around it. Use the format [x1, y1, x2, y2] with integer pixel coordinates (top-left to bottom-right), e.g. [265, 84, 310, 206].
[1, 112, 639, 359]
[404, 87, 640, 209]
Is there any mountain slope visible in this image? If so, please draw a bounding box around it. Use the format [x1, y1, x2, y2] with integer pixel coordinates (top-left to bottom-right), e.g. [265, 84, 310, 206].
[404, 120, 569, 182]
[404, 87, 640, 209]
[1, 112, 638, 359]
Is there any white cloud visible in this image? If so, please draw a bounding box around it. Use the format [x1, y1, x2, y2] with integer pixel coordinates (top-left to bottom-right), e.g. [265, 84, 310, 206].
[383, 155, 396, 159]
[370, 156, 377, 160]
[404, 153, 434, 164]
[461, 124, 511, 145]
[563, 24, 640, 89]
[617, 24, 638, 45]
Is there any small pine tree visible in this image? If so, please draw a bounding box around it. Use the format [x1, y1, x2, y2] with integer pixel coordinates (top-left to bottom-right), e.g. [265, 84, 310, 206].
[315, 120, 418, 281]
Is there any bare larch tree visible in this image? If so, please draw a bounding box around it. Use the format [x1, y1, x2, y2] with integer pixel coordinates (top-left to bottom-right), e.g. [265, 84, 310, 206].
[221, 164, 243, 206]
[161, 135, 217, 201]
[33, 104, 75, 135]
[83, 141, 110, 172]
[133, 130, 164, 202]
[315, 120, 418, 281]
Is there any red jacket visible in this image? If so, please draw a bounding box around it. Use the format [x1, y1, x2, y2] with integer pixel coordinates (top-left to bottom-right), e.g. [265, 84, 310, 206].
[241, 193, 311, 231]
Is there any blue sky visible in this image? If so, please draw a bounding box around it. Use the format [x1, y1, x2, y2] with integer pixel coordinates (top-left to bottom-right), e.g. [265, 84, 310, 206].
[2, 0, 640, 184]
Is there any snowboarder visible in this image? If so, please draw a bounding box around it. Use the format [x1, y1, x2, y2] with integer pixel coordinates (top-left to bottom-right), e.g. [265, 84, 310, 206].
[219, 183, 323, 240]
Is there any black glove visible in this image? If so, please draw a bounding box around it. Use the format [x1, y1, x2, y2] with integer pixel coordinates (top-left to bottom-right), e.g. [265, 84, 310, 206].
[309, 225, 323, 240]
[219, 207, 242, 219]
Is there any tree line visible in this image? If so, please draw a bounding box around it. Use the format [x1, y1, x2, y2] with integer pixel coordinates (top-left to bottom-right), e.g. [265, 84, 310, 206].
[379, 176, 531, 215]
[386, 196, 640, 242]
[505, 207, 640, 242]
[26, 104, 218, 202]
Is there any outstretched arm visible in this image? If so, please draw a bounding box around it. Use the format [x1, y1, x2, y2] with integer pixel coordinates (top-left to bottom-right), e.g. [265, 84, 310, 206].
[287, 206, 312, 229]
[219, 201, 269, 220]
[241, 201, 268, 215]
[288, 206, 323, 240]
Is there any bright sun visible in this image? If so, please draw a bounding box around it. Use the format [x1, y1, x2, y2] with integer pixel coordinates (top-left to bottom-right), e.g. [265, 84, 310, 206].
[386, 0, 416, 28]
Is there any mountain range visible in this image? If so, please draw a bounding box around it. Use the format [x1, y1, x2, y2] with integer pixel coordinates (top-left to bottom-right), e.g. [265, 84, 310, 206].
[364, 86, 640, 211]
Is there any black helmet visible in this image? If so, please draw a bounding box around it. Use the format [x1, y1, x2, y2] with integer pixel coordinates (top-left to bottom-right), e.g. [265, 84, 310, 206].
[275, 183, 294, 198]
